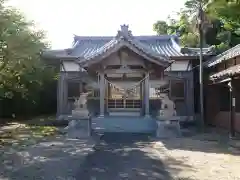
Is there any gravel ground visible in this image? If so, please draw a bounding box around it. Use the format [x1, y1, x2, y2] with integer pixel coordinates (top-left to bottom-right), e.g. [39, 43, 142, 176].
[1, 126, 240, 180]
[153, 130, 240, 180]
[77, 133, 173, 180]
[0, 134, 96, 180]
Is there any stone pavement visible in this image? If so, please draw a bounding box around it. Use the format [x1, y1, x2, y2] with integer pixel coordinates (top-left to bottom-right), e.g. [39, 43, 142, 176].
[0, 132, 98, 180]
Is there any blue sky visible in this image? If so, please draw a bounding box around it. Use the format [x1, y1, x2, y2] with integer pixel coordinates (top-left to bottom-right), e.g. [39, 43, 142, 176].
[9, 0, 185, 49]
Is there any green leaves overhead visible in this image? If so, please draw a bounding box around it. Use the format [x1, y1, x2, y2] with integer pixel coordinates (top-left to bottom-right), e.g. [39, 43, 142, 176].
[153, 0, 240, 52]
[0, 0, 55, 100]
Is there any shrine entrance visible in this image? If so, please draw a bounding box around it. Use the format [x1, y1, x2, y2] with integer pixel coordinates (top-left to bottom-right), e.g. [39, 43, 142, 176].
[107, 80, 143, 112]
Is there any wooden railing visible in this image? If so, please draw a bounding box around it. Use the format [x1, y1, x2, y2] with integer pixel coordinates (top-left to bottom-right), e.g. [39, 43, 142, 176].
[108, 99, 141, 109]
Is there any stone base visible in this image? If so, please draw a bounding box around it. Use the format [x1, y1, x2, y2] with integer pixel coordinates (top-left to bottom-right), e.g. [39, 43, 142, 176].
[72, 109, 89, 119]
[156, 116, 181, 122]
[156, 119, 181, 138]
[158, 110, 177, 118]
[64, 119, 91, 138]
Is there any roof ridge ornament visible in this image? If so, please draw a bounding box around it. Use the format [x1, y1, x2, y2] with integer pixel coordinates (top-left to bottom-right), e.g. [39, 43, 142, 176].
[116, 24, 133, 39]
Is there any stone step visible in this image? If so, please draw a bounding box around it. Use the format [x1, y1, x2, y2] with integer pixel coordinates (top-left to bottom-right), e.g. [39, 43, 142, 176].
[109, 111, 141, 117]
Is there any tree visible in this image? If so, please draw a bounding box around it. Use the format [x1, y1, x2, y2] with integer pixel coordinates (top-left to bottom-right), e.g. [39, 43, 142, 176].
[153, 0, 240, 51]
[153, 20, 169, 35]
[153, 12, 200, 47]
[0, 0, 56, 117]
[0, 0, 54, 100]
[206, 0, 240, 47]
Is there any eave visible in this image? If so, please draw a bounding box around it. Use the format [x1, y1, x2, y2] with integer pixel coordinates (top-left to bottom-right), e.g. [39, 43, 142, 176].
[206, 44, 240, 68]
[209, 64, 240, 84]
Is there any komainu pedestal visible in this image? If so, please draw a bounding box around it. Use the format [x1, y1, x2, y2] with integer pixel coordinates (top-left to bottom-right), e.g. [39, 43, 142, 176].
[71, 92, 89, 119]
[156, 93, 181, 138]
[64, 92, 91, 138]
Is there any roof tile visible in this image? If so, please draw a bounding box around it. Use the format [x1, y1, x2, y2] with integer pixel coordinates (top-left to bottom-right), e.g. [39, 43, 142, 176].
[210, 64, 240, 80]
[207, 44, 240, 67]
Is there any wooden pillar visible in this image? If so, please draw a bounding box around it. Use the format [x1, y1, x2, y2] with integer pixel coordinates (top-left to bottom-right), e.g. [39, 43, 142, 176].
[57, 73, 62, 116]
[63, 76, 68, 114]
[79, 82, 83, 93]
[108, 82, 111, 99]
[57, 73, 68, 115]
[144, 71, 150, 118]
[228, 79, 236, 138]
[140, 80, 143, 115]
[99, 72, 105, 117]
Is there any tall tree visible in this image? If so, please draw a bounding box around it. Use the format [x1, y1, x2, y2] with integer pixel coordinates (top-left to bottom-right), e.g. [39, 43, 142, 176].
[153, 0, 240, 51]
[206, 0, 240, 47]
[0, 0, 54, 100]
[153, 12, 200, 47]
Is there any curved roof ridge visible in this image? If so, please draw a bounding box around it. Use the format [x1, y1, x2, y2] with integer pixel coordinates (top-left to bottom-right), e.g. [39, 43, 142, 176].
[84, 38, 118, 59]
[129, 37, 170, 59]
[73, 34, 178, 41]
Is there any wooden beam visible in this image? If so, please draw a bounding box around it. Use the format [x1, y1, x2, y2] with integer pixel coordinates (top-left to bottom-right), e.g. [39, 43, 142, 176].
[210, 77, 231, 85]
[228, 79, 236, 138]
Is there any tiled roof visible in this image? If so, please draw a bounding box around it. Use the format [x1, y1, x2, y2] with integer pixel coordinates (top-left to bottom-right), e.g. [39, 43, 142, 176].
[206, 44, 240, 67]
[42, 25, 215, 62]
[209, 64, 240, 80]
[71, 35, 183, 59]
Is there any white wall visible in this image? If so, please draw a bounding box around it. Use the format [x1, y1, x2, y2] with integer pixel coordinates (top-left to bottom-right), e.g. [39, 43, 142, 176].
[166, 60, 191, 71]
[61, 61, 80, 71]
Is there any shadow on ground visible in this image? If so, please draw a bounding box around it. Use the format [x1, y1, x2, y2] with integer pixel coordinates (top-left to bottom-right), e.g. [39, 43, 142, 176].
[159, 126, 240, 156]
[76, 133, 194, 180]
[0, 134, 96, 180]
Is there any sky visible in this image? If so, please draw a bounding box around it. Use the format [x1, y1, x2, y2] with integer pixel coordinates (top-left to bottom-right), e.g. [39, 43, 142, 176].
[8, 0, 185, 49]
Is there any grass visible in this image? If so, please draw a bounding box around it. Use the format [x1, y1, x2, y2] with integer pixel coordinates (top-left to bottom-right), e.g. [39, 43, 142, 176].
[0, 116, 60, 148]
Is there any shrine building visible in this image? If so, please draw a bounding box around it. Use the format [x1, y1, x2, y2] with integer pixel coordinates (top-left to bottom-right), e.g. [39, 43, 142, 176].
[43, 24, 216, 133]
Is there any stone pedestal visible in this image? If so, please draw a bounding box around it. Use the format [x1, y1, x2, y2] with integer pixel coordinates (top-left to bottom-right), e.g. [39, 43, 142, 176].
[156, 118, 181, 138]
[63, 92, 91, 138]
[156, 93, 181, 138]
[64, 119, 91, 138]
[72, 92, 90, 119]
[72, 108, 89, 119]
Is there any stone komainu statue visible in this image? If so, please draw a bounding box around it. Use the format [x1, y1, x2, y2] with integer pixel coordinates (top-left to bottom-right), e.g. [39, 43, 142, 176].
[74, 92, 89, 109]
[159, 93, 177, 117]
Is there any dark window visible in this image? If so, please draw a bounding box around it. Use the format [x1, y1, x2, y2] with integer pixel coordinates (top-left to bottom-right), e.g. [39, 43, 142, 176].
[68, 82, 80, 97]
[170, 80, 185, 98]
[235, 83, 240, 112]
[219, 85, 230, 111]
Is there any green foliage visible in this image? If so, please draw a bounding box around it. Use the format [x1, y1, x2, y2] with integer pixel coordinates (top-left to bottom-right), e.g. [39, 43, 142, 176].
[153, 0, 240, 52]
[153, 20, 169, 35]
[153, 12, 199, 47]
[0, 0, 57, 118]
